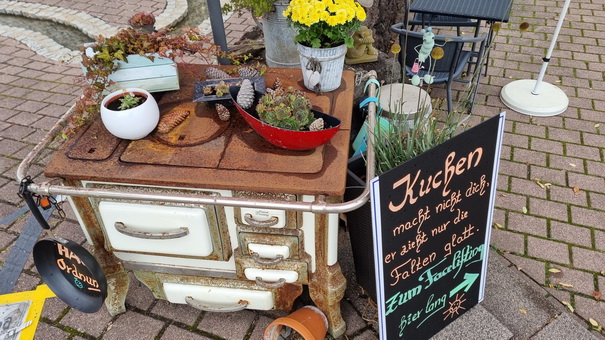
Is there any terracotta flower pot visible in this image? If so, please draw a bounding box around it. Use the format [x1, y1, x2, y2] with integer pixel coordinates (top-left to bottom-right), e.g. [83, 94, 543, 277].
[264, 305, 328, 340]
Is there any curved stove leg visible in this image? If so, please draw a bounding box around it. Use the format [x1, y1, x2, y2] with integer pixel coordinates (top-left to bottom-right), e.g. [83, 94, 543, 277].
[309, 262, 347, 338]
[104, 270, 130, 316]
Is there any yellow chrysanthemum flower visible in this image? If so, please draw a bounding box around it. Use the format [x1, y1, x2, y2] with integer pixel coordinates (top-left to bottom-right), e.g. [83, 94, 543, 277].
[326, 15, 339, 26]
[282, 0, 366, 47]
[356, 7, 366, 21]
[335, 10, 347, 24]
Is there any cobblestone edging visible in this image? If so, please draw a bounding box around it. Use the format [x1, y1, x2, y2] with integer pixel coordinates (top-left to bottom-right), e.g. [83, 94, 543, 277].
[0, 1, 118, 38]
[0, 0, 189, 63]
[0, 24, 80, 62]
[154, 0, 188, 30]
[198, 11, 234, 36]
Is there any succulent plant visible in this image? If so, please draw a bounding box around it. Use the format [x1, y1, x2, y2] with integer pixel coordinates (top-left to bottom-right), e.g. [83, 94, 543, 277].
[214, 81, 230, 97]
[236, 79, 255, 109]
[118, 93, 141, 110]
[205, 67, 230, 79]
[255, 86, 314, 131]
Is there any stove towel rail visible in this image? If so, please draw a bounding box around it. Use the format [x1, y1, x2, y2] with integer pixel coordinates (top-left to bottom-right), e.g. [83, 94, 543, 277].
[17, 71, 379, 215]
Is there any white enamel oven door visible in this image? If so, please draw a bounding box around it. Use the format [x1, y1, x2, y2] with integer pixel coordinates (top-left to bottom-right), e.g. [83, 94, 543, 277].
[97, 200, 227, 260]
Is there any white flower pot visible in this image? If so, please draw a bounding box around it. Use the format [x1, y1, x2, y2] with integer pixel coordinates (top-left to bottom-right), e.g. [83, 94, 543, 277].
[297, 43, 347, 92]
[100, 88, 160, 140]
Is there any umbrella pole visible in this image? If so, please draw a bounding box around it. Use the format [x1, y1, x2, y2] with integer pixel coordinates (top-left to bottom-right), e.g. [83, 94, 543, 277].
[500, 0, 571, 116]
[532, 0, 572, 94]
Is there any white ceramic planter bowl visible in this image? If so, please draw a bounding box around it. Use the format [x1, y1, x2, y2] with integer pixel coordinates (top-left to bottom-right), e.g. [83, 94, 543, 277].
[100, 88, 160, 140]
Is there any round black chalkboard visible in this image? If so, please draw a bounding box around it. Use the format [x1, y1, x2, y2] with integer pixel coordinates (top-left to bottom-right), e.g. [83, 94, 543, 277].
[33, 239, 107, 313]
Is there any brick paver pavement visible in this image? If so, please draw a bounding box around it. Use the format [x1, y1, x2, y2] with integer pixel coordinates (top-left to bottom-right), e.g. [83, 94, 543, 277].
[483, 0, 605, 332]
[0, 0, 604, 338]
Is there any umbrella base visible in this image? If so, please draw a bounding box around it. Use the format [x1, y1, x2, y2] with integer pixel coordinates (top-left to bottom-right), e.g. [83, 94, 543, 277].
[500, 79, 569, 117]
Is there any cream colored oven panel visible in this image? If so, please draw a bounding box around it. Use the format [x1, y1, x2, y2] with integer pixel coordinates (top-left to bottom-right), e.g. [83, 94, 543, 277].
[163, 282, 274, 311]
[98, 201, 217, 258]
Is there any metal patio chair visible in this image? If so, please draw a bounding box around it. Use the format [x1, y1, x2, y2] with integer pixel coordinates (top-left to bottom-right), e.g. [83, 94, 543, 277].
[390, 23, 487, 114]
[409, 13, 481, 37]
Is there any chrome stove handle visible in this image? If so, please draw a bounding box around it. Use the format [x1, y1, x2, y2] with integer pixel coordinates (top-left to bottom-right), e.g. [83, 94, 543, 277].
[251, 252, 284, 265]
[185, 296, 248, 312]
[255, 277, 286, 289]
[244, 213, 279, 227]
[114, 222, 189, 239]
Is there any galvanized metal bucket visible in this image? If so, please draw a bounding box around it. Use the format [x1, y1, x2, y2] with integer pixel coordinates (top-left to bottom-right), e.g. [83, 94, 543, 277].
[262, 1, 300, 68]
[297, 43, 347, 92]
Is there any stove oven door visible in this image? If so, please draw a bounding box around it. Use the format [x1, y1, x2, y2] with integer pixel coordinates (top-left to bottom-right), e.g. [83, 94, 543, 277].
[95, 199, 229, 266]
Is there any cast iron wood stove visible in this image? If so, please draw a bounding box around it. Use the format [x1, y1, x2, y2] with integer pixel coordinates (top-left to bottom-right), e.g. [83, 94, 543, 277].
[36, 66, 360, 337]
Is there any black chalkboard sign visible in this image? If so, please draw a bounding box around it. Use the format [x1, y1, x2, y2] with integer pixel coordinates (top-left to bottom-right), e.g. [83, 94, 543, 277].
[370, 114, 505, 339]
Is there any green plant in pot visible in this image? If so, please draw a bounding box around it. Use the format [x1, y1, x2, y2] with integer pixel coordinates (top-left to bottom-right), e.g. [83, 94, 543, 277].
[65, 27, 233, 139]
[116, 93, 142, 110]
[100, 88, 160, 140]
[344, 29, 494, 301]
[256, 86, 315, 131]
[283, 0, 367, 91]
[128, 12, 156, 32]
[232, 84, 342, 150]
[222, 0, 275, 17]
[223, 0, 302, 68]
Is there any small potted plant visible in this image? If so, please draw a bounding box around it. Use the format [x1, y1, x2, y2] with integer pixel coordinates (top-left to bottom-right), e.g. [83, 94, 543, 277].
[255, 86, 315, 131]
[222, 0, 301, 68]
[128, 12, 156, 33]
[100, 88, 160, 140]
[230, 84, 342, 150]
[282, 0, 367, 92]
[64, 27, 235, 138]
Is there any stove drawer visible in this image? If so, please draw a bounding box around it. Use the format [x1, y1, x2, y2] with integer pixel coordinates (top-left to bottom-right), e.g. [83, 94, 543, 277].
[98, 201, 225, 260]
[163, 282, 274, 311]
[235, 249, 309, 285]
[238, 232, 300, 260]
[234, 192, 297, 229]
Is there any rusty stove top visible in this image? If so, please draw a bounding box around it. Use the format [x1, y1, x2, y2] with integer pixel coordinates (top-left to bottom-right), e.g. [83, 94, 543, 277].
[44, 66, 354, 196]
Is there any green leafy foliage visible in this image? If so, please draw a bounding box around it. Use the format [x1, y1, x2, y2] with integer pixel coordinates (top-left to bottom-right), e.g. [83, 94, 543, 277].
[283, 0, 366, 48]
[67, 27, 238, 138]
[256, 86, 315, 131]
[372, 101, 464, 176]
[129, 12, 155, 26]
[117, 94, 141, 110]
[214, 81, 230, 97]
[291, 20, 361, 48]
[221, 0, 275, 17]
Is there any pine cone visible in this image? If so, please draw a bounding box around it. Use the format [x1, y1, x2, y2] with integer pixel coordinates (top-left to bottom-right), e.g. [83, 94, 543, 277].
[309, 118, 324, 131]
[273, 77, 283, 90]
[236, 79, 255, 109]
[205, 67, 230, 79]
[238, 66, 260, 78]
[157, 110, 190, 133]
[216, 104, 231, 121]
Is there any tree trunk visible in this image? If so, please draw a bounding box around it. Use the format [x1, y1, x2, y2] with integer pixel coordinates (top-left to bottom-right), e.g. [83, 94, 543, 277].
[363, 0, 407, 53]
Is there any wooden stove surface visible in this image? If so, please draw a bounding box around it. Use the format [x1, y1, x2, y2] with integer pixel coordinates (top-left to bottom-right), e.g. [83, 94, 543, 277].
[45, 66, 354, 196]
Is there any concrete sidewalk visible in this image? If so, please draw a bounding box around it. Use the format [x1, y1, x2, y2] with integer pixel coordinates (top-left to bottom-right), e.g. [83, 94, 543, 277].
[1, 0, 604, 338]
